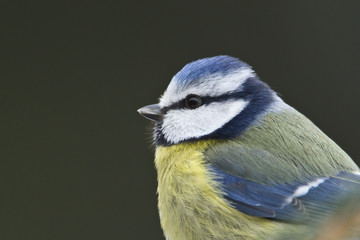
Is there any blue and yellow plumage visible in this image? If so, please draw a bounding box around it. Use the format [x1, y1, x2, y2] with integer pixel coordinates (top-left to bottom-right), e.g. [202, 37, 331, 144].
[138, 56, 360, 240]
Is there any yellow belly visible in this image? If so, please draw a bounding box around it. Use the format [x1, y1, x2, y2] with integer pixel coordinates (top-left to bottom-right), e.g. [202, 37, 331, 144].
[154, 140, 294, 240]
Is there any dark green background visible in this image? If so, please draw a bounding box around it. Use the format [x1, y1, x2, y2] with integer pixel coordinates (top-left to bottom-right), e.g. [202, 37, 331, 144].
[1, 1, 359, 239]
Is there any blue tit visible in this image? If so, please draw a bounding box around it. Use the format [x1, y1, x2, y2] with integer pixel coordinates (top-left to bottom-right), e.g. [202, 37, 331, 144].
[137, 56, 360, 240]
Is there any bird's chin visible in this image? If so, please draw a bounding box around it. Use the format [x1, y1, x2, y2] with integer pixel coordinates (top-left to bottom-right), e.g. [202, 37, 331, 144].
[153, 123, 166, 146]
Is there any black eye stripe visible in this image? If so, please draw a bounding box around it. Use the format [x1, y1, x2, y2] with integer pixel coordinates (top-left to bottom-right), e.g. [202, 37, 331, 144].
[161, 91, 249, 113]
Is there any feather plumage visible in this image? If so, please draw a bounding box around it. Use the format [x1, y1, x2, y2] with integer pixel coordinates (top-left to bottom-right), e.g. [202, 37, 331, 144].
[138, 56, 360, 239]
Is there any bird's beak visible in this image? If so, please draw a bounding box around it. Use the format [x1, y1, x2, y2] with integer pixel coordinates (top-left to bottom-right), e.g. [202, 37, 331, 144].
[137, 104, 163, 122]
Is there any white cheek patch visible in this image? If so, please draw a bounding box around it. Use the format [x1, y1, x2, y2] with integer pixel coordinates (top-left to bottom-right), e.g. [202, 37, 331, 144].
[159, 68, 254, 108]
[161, 99, 249, 144]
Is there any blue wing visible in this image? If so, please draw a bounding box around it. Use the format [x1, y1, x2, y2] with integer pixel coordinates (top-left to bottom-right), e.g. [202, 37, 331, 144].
[210, 166, 360, 222]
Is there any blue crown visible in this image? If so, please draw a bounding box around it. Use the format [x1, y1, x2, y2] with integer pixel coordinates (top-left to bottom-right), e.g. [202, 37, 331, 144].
[174, 55, 250, 86]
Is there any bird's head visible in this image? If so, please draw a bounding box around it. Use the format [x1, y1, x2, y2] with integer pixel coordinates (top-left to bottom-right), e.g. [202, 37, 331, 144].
[138, 55, 287, 146]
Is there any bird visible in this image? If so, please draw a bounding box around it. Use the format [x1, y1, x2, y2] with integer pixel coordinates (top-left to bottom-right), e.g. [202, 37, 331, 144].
[137, 55, 360, 240]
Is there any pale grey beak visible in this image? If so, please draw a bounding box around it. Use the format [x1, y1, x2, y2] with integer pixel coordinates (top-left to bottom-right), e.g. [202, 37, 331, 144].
[137, 104, 163, 122]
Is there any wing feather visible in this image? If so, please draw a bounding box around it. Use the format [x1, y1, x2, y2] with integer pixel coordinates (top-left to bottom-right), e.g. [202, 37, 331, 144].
[209, 165, 360, 222]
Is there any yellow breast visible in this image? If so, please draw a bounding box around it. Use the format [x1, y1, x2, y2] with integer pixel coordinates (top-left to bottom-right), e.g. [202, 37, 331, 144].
[154, 140, 294, 240]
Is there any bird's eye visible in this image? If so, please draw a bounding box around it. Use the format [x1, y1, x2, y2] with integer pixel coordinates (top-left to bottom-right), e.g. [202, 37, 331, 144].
[185, 95, 203, 109]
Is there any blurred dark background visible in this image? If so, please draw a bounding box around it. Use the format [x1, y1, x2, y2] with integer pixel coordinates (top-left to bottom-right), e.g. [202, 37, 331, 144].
[1, 1, 359, 239]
